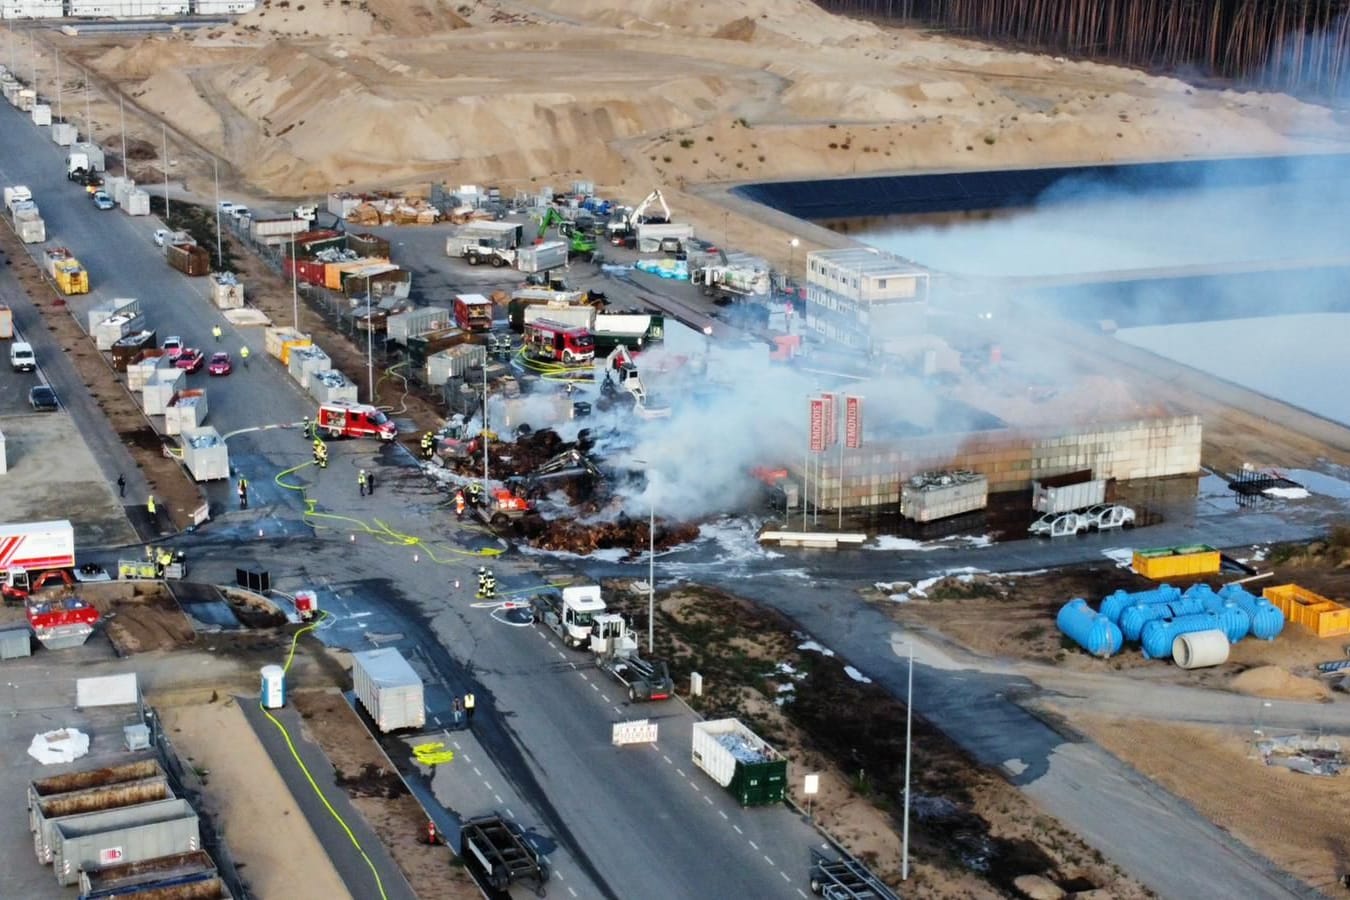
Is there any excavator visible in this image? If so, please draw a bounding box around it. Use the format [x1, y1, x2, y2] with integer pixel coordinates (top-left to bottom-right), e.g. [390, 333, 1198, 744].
[507, 448, 603, 500]
[535, 207, 599, 260]
[597, 345, 671, 419]
[534, 207, 568, 240]
[605, 189, 672, 247]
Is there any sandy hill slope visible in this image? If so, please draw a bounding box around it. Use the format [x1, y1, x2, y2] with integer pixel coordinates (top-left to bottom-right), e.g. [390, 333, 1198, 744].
[80, 0, 1350, 208]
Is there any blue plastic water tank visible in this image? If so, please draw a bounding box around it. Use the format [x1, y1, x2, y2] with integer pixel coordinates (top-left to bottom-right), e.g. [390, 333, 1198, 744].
[1214, 601, 1251, 643]
[1129, 584, 1182, 606]
[1249, 601, 1285, 640]
[1167, 598, 1206, 617]
[1184, 583, 1219, 603]
[1141, 613, 1220, 659]
[1100, 590, 1135, 624]
[1057, 599, 1123, 658]
[1120, 603, 1169, 642]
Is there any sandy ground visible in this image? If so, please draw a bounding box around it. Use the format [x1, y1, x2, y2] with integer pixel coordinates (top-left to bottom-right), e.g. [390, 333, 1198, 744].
[82, 581, 198, 654]
[1067, 715, 1350, 895]
[31, 0, 1347, 277]
[159, 698, 353, 900]
[290, 690, 477, 900]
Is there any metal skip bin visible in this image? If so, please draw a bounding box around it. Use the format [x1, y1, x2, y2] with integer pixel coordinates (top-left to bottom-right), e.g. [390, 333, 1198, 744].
[141, 368, 185, 416]
[180, 426, 230, 482]
[351, 647, 425, 733]
[31, 776, 174, 864]
[210, 272, 244, 309]
[163, 390, 209, 437]
[287, 345, 331, 390]
[309, 369, 358, 405]
[51, 798, 200, 886]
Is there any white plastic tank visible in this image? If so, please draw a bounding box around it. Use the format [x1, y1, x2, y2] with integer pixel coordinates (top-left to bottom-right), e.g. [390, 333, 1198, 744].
[1172, 629, 1230, 669]
[260, 664, 286, 709]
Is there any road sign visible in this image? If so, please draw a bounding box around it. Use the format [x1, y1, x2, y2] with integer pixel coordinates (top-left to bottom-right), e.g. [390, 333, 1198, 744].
[804, 773, 820, 795]
[845, 395, 864, 449]
[612, 718, 659, 746]
[809, 398, 825, 453]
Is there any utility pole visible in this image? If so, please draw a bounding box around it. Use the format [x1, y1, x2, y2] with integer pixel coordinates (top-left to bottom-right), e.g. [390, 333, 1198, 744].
[365, 275, 374, 404]
[160, 123, 170, 222]
[83, 68, 91, 140]
[902, 640, 913, 881]
[119, 94, 127, 178]
[213, 157, 223, 268]
[481, 361, 489, 490]
[53, 50, 60, 122]
[290, 228, 299, 330]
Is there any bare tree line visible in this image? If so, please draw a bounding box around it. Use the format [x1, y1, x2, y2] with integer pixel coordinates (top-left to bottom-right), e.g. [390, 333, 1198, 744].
[813, 1, 1350, 99]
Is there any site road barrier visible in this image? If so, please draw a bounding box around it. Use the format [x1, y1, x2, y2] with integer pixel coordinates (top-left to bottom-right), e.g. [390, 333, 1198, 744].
[612, 719, 659, 746]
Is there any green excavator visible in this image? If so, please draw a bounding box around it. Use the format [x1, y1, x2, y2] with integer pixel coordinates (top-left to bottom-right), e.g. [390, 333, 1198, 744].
[534, 206, 599, 260]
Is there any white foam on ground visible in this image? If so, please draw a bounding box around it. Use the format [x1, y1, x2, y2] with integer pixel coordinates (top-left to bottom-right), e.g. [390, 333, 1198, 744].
[844, 665, 873, 684]
[798, 640, 835, 657]
[28, 728, 90, 765]
[1264, 486, 1310, 500]
[1102, 548, 1135, 568]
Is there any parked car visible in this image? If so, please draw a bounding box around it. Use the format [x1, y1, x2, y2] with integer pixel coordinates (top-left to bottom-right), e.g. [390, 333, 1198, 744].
[1084, 504, 1136, 530]
[1029, 512, 1087, 538]
[92, 190, 114, 210]
[28, 384, 58, 411]
[175, 348, 205, 373]
[153, 228, 171, 247]
[10, 341, 36, 372]
[207, 351, 232, 376]
[218, 200, 235, 215]
[230, 205, 250, 221]
[161, 336, 184, 359]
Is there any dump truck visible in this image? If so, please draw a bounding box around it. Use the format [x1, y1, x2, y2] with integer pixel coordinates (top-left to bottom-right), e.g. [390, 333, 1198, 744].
[460, 814, 549, 894]
[53, 259, 90, 295]
[532, 585, 606, 649]
[809, 848, 900, 899]
[691, 718, 787, 806]
[589, 613, 674, 702]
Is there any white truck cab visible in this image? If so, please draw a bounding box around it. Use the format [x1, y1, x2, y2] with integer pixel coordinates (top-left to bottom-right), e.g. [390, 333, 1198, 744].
[10, 341, 36, 372]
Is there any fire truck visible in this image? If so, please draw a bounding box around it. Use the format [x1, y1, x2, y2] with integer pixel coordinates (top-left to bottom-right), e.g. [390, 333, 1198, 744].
[453, 293, 495, 333]
[0, 520, 77, 604]
[316, 401, 398, 440]
[523, 318, 594, 365]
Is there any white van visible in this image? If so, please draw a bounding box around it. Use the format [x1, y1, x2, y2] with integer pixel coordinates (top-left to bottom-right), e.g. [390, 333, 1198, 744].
[10, 341, 35, 372]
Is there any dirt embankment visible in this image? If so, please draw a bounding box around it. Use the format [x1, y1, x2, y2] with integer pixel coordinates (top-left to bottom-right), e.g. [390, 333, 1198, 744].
[603, 580, 1149, 898]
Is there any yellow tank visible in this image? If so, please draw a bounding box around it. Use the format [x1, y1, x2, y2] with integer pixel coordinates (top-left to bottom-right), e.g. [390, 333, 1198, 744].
[53, 259, 89, 295]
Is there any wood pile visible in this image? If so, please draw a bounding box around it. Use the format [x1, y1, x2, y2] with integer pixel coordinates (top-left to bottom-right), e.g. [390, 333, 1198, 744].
[346, 196, 440, 226]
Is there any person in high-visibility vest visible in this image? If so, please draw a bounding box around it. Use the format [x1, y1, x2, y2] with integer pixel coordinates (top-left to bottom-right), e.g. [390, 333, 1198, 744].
[482, 570, 497, 600]
[156, 549, 173, 577]
[358, 469, 368, 497]
[212, 325, 222, 342]
[302, 416, 313, 440]
[464, 692, 476, 722]
[315, 442, 328, 469]
[240, 346, 250, 367]
[238, 477, 249, 510]
[146, 494, 156, 518]
[312, 438, 325, 465]
[454, 490, 466, 520]
[421, 431, 435, 460]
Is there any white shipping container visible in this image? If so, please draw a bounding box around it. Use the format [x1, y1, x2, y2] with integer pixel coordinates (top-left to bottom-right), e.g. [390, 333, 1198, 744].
[123, 190, 150, 217]
[286, 345, 331, 389]
[900, 471, 988, 523]
[690, 718, 782, 789]
[387, 306, 450, 345]
[163, 390, 209, 436]
[426, 343, 486, 385]
[194, 0, 259, 14]
[3, 1, 63, 19]
[516, 240, 568, 274]
[1032, 476, 1106, 514]
[30, 103, 50, 126]
[141, 368, 184, 416]
[209, 272, 244, 309]
[50, 122, 78, 146]
[17, 217, 45, 244]
[308, 370, 357, 405]
[94, 313, 143, 350]
[127, 357, 170, 392]
[179, 426, 229, 482]
[351, 648, 425, 732]
[0, 520, 74, 574]
[87, 297, 139, 332]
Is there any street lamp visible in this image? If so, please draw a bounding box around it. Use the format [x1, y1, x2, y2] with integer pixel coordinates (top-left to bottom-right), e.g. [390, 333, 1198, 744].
[632, 458, 657, 653]
[788, 237, 799, 283]
[902, 638, 913, 881]
[365, 275, 374, 404]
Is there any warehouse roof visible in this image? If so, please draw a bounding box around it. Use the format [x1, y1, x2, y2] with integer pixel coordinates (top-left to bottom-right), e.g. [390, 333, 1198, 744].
[807, 247, 928, 277]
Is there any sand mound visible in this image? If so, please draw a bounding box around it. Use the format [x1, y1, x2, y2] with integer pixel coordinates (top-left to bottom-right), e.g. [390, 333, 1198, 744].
[712, 16, 756, 41]
[234, 0, 469, 39]
[527, 0, 869, 43]
[1230, 666, 1331, 702]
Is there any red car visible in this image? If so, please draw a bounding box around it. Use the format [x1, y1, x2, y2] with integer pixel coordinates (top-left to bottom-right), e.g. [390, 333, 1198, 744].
[208, 351, 232, 376]
[175, 348, 205, 373]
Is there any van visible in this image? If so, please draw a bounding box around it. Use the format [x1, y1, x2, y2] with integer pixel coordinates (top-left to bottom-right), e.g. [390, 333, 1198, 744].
[10, 341, 35, 372]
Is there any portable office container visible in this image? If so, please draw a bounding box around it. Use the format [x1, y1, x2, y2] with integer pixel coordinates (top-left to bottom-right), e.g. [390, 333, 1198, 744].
[351, 648, 425, 732]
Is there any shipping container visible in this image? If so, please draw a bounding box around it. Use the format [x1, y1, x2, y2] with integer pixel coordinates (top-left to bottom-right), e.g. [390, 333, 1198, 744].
[142, 368, 185, 416]
[690, 719, 787, 807]
[323, 257, 389, 290]
[426, 343, 486, 385]
[387, 306, 451, 345]
[351, 648, 425, 732]
[1132, 545, 1221, 580]
[31, 102, 51, 126]
[164, 390, 209, 437]
[123, 190, 150, 217]
[78, 848, 216, 898]
[127, 354, 170, 391]
[179, 426, 229, 482]
[109, 330, 158, 373]
[900, 470, 988, 523]
[284, 256, 328, 287]
[165, 243, 210, 277]
[1032, 470, 1106, 514]
[88, 297, 140, 332]
[31, 776, 172, 864]
[260, 327, 309, 361]
[94, 313, 145, 351]
[516, 240, 568, 273]
[0, 304, 11, 339]
[50, 121, 77, 146]
[51, 798, 199, 887]
[287, 345, 331, 389]
[249, 216, 308, 245]
[209, 272, 244, 309]
[346, 231, 391, 259]
[308, 369, 358, 405]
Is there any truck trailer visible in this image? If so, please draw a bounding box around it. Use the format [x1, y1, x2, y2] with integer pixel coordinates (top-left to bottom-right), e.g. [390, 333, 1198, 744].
[351, 647, 426, 732]
[691, 718, 787, 806]
[460, 815, 549, 894]
[589, 613, 674, 702]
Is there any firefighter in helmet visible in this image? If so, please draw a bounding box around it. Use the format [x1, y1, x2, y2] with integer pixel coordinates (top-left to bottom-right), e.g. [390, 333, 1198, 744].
[313, 439, 329, 469]
[482, 568, 497, 600]
[476, 566, 489, 598]
[421, 431, 436, 461]
[467, 481, 483, 508]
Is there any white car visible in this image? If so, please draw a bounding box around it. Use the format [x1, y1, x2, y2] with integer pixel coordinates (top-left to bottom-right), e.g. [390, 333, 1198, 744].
[1029, 512, 1087, 538]
[161, 336, 184, 360]
[230, 205, 250, 221]
[218, 200, 235, 215]
[1085, 504, 1136, 530]
[153, 228, 171, 247]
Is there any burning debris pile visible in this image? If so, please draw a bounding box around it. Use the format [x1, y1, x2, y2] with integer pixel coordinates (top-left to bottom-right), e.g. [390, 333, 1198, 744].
[530, 515, 700, 557]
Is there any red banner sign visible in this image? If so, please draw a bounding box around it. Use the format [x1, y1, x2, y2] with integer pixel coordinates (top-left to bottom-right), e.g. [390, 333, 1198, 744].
[845, 395, 863, 449]
[809, 399, 826, 453]
[821, 393, 837, 447]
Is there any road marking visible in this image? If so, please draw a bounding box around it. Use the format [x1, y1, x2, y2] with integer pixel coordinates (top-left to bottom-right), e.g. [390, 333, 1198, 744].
[557, 650, 566, 659]
[763, 855, 774, 866]
[506, 808, 515, 818]
[676, 768, 686, 777]
[613, 706, 622, 713]
[579, 673, 588, 681]
[662, 755, 673, 765]
[432, 715, 441, 725]
[781, 872, 791, 883]
[590, 683, 600, 692]
[473, 767, 482, 777]
[798, 890, 808, 898]
[569, 662, 578, 669]
[484, 782, 493, 791]
[749, 840, 759, 851]
[689, 782, 700, 792]
[452, 741, 462, 750]
[494, 794, 503, 803]
[555, 872, 564, 881]
[567, 888, 577, 898]
[718, 811, 728, 820]
[732, 825, 742, 835]
[703, 796, 713, 806]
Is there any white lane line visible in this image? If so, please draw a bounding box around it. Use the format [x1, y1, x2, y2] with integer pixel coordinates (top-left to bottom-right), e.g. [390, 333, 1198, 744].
[732, 825, 743, 835]
[557, 650, 566, 659]
[452, 741, 462, 750]
[506, 808, 515, 818]
[590, 683, 600, 692]
[567, 888, 577, 898]
[473, 767, 482, 777]
[613, 706, 622, 713]
[689, 783, 700, 792]
[494, 794, 503, 803]
[555, 872, 564, 881]
[718, 811, 728, 820]
[662, 755, 673, 764]
[749, 840, 759, 851]
[703, 796, 713, 806]
[579, 673, 588, 681]
[780, 871, 791, 882]
[798, 890, 808, 898]
[484, 782, 493, 791]
[676, 768, 686, 777]
[763, 854, 774, 866]
[569, 662, 577, 669]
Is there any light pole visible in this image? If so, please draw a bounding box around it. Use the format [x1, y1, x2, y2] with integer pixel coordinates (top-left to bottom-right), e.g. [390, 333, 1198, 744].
[213, 157, 223, 268]
[160, 123, 170, 222]
[902, 638, 913, 881]
[365, 275, 374, 404]
[290, 228, 299, 330]
[119, 94, 127, 178]
[788, 236, 799, 284]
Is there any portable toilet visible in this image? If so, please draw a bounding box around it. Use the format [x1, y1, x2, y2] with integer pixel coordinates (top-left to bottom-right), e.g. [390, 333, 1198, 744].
[260, 665, 286, 709]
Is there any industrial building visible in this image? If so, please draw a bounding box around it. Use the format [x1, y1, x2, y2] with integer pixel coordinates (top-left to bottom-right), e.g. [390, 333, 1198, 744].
[803, 248, 930, 352]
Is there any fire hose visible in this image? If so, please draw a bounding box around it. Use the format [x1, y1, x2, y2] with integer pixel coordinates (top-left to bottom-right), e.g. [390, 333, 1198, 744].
[259, 609, 390, 900]
[274, 459, 503, 560]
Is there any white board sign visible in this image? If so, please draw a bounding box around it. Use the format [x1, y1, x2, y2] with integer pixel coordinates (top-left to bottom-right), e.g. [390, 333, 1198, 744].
[804, 774, 820, 796]
[611, 718, 659, 746]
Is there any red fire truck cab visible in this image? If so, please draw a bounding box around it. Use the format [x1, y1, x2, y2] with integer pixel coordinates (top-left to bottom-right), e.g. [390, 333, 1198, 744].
[317, 401, 398, 440]
[524, 318, 595, 365]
